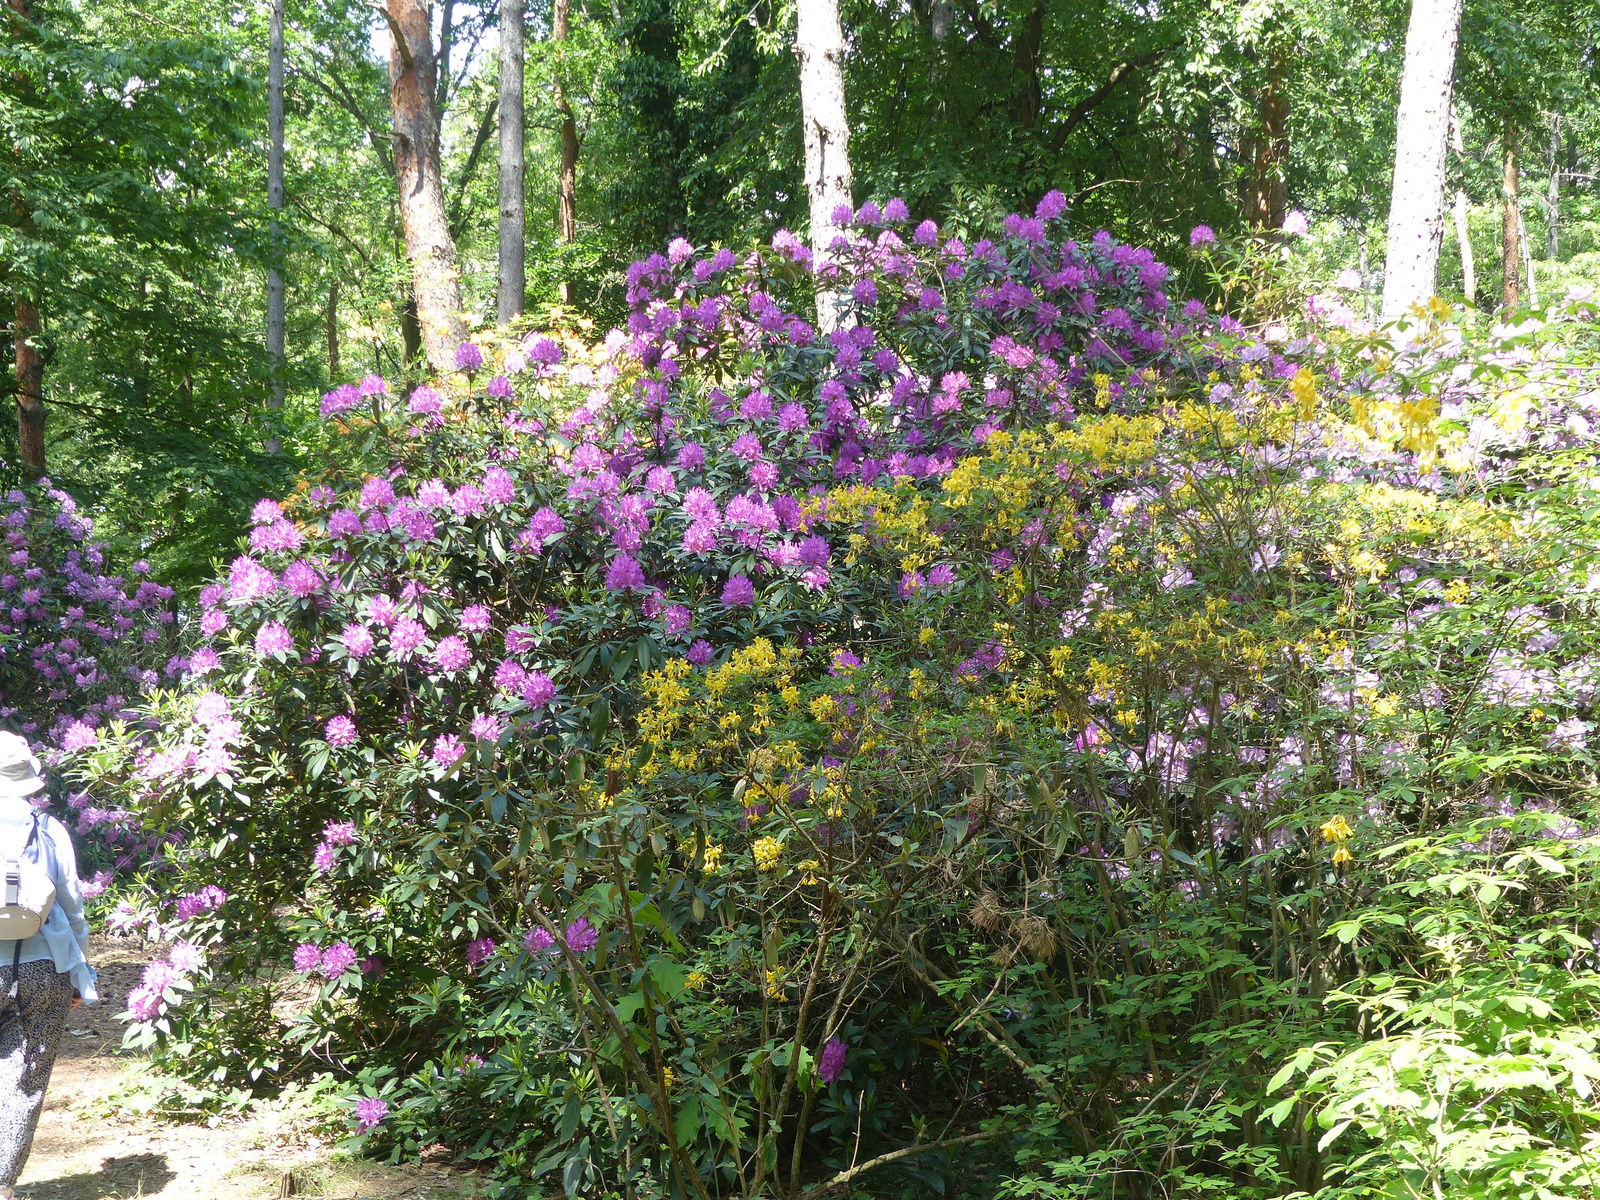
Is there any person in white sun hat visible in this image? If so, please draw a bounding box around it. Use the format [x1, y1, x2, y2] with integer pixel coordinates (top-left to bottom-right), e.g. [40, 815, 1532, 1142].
[0, 731, 96, 1200]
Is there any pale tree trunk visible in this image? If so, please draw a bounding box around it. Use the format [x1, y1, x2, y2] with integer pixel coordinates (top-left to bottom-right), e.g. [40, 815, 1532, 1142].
[383, 0, 468, 372]
[796, 0, 854, 333]
[497, 0, 524, 321]
[8, 0, 42, 476]
[266, 0, 286, 452]
[1502, 129, 1520, 309]
[1449, 105, 1475, 304]
[327, 281, 340, 378]
[1519, 208, 1537, 304]
[554, 0, 579, 305]
[1547, 112, 1560, 260]
[1379, 0, 1465, 318]
[13, 300, 43, 479]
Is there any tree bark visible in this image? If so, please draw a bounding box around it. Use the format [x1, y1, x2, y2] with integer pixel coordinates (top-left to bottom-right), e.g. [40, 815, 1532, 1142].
[1244, 54, 1289, 231]
[796, 0, 854, 332]
[1502, 128, 1520, 309]
[1379, 0, 1465, 318]
[554, 0, 579, 305]
[13, 299, 43, 479]
[266, 0, 286, 450]
[384, 0, 468, 372]
[1546, 112, 1560, 261]
[497, 0, 524, 321]
[327, 281, 340, 378]
[1449, 105, 1474, 304]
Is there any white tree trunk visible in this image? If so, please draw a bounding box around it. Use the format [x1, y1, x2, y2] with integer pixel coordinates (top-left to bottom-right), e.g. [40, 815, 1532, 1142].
[796, 0, 853, 332]
[266, 0, 286, 441]
[497, 0, 525, 322]
[1449, 106, 1475, 304]
[1380, 0, 1465, 319]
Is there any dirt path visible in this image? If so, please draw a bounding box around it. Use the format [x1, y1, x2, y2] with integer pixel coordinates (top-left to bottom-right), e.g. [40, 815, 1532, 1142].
[17, 940, 483, 1200]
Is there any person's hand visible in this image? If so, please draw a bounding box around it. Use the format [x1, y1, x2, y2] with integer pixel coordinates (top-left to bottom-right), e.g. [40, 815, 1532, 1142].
[71, 994, 82, 1010]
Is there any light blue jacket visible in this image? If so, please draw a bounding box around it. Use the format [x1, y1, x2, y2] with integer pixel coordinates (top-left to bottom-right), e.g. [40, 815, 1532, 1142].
[0, 798, 97, 1003]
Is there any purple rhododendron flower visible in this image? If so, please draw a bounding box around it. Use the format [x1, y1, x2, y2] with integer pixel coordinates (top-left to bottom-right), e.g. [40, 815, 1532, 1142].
[326, 715, 357, 747]
[408, 386, 443, 414]
[455, 342, 484, 372]
[355, 1098, 388, 1130]
[312, 842, 337, 873]
[818, 1037, 848, 1083]
[565, 918, 598, 953]
[686, 639, 713, 666]
[605, 554, 646, 591]
[520, 670, 556, 707]
[390, 618, 427, 657]
[722, 575, 755, 607]
[465, 936, 496, 966]
[432, 734, 465, 766]
[1189, 224, 1216, 246]
[293, 943, 324, 973]
[432, 635, 471, 674]
[342, 624, 374, 659]
[471, 712, 505, 741]
[320, 942, 358, 978]
[525, 927, 554, 953]
[255, 622, 293, 657]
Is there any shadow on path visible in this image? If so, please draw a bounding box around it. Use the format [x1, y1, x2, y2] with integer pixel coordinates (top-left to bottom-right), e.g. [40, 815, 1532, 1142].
[18, 1151, 177, 1199]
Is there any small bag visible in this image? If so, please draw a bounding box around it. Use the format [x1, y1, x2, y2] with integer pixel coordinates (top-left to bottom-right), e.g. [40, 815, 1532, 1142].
[0, 817, 54, 942]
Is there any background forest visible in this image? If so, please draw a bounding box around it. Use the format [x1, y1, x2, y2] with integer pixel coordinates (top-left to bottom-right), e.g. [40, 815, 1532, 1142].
[9, 2, 1600, 1200]
[4, 0, 1599, 581]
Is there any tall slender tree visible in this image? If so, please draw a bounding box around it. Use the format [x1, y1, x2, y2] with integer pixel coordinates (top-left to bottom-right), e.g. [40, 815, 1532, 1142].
[1502, 128, 1521, 308]
[382, 0, 467, 370]
[553, 0, 578, 305]
[266, 0, 286, 451]
[7, 0, 43, 477]
[1450, 105, 1475, 304]
[1546, 112, 1560, 260]
[796, 0, 853, 332]
[497, 0, 524, 321]
[1380, 0, 1466, 318]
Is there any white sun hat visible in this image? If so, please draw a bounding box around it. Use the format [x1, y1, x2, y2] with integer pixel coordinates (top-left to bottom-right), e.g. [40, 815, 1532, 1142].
[0, 732, 45, 798]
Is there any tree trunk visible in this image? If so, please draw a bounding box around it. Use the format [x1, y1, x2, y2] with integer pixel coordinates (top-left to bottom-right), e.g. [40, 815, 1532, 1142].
[327, 281, 340, 378]
[796, 0, 854, 332]
[13, 299, 43, 479]
[1547, 112, 1560, 261]
[266, 0, 286, 451]
[400, 296, 423, 368]
[497, 0, 525, 321]
[1379, 0, 1465, 318]
[1502, 129, 1520, 309]
[554, 0, 579, 305]
[1244, 55, 1289, 230]
[385, 0, 468, 372]
[1449, 106, 1474, 304]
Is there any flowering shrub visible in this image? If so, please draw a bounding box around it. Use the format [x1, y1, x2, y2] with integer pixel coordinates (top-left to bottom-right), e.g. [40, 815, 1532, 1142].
[0, 480, 175, 879]
[64, 207, 1600, 1198]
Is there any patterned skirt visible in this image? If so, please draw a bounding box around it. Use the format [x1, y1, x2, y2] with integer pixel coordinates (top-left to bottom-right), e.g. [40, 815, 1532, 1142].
[0, 960, 73, 1187]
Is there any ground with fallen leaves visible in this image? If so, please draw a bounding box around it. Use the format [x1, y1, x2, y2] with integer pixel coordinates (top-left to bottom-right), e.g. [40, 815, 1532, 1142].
[17, 939, 484, 1200]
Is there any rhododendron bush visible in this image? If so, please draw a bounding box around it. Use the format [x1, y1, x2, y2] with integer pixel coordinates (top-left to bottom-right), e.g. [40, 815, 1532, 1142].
[0, 482, 176, 882]
[61, 207, 1600, 1199]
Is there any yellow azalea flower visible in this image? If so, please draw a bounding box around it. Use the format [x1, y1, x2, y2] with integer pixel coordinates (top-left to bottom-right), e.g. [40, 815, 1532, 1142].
[701, 843, 723, 872]
[753, 837, 782, 871]
[1320, 815, 1353, 843]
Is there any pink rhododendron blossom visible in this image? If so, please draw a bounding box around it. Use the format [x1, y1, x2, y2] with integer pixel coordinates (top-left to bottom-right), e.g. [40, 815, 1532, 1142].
[320, 942, 358, 978]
